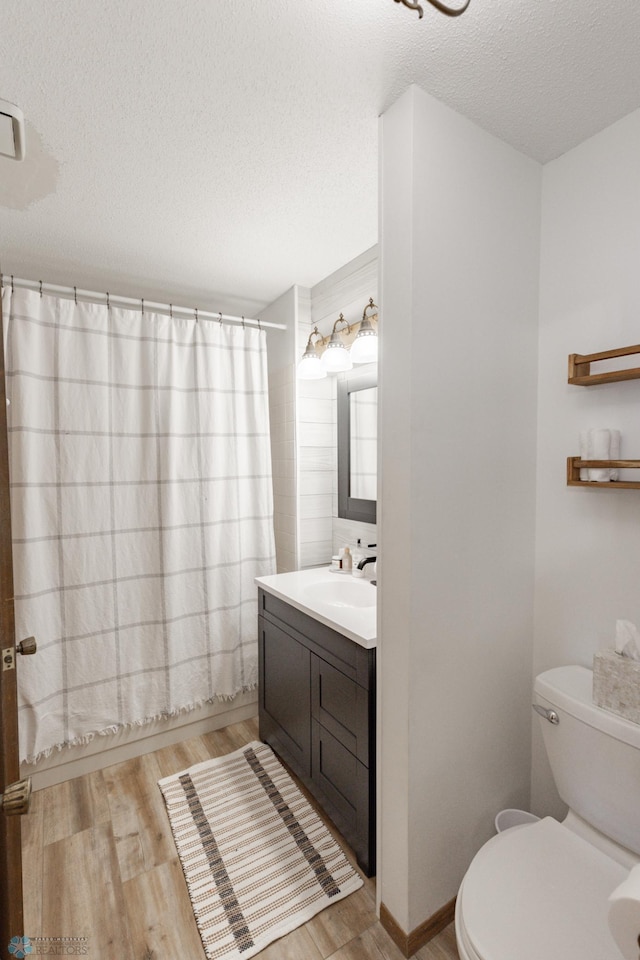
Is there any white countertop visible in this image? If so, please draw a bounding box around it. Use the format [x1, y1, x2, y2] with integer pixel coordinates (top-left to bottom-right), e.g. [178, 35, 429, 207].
[255, 567, 377, 649]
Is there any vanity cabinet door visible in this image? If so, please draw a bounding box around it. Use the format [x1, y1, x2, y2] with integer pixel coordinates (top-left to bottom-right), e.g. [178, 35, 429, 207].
[311, 720, 372, 876]
[311, 654, 371, 766]
[258, 616, 311, 776]
[309, 653, 375, 874]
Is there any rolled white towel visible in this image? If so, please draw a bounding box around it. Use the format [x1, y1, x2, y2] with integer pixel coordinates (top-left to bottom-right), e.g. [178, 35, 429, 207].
[579, 430, 589, 481]
[610, 429, 621, 481]
[588, 428, 612, 482]
[608, 862, 640, 960]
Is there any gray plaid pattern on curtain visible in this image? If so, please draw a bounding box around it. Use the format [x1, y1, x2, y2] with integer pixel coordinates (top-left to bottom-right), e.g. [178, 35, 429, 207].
[2, 287, 276, 763]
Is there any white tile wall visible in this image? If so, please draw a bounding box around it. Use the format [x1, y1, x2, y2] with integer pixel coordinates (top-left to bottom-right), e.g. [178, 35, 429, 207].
[299, 472, 333, 496]
[297, 397, 334, 423]
[264, 251, 379, 573]
[262, 288, 298, 574]
[299, 494, 333, 519]
[268, 362, 297, 573]
[274, 530, 296, 567]
[294, 247, 379, 569]
[299, 540, 334, 568]
[299, 446, 335, 473]
[300, 422, 335, 447]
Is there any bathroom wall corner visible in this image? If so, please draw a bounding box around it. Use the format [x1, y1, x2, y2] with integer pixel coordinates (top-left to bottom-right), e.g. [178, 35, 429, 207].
[380, 84, 540, 933]
[262, 286, 299, 573]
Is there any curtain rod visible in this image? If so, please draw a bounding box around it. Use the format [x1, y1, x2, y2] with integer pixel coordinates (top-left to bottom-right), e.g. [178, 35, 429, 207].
[0, 275, 287, 331]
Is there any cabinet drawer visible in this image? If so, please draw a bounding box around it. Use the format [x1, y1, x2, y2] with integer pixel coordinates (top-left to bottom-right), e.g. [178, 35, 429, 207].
[311, 655, 369, 765]
[311, 720, 370, 866]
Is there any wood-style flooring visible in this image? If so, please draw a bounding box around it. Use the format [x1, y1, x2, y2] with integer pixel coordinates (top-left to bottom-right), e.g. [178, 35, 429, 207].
[22, 717, 460, 960]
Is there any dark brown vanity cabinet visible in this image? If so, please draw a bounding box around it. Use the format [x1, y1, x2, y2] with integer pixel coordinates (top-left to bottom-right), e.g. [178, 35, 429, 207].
[258, 588, 376, 876]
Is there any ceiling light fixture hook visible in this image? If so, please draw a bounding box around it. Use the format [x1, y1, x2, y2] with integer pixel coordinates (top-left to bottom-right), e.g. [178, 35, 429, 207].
[393, 0, 471, 18]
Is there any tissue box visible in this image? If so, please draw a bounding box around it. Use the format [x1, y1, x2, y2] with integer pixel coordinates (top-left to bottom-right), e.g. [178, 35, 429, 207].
[593, 649, 640, 725]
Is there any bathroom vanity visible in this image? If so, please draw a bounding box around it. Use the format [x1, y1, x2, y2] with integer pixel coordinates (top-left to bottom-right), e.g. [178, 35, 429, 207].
[255, 568, 376, 876]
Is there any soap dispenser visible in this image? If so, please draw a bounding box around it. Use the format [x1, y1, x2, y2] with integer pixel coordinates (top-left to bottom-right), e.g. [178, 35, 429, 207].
[341, 546, 353, 572]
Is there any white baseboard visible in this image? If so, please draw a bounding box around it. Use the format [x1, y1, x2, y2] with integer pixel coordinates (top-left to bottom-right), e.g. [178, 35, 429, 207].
[22, 691, 258, 791]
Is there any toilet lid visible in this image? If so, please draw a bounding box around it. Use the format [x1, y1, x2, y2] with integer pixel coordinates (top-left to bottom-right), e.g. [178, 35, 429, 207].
[459, 817, 628, 960]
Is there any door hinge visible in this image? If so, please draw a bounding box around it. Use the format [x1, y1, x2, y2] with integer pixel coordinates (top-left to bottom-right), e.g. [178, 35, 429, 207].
[2, 646, 15, 671]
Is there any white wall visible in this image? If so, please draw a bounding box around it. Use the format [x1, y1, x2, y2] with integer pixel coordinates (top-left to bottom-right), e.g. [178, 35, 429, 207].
[532, 107, 640, 817]
[296, 357, 335, 568]
[379, 85, 541, 930]
[261, 287, 299, 573]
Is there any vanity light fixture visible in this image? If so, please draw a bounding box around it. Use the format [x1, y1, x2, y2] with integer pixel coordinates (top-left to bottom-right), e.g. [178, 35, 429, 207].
[321, 314, 353, 373]
[297, 327, 327, 380]
[351, 298, 378, 365]
[393, 0, 471, 18]
[297, 300, 380, 379]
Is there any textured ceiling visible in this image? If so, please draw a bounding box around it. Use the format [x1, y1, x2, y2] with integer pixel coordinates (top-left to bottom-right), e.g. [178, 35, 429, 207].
[1, 0, 640, 316]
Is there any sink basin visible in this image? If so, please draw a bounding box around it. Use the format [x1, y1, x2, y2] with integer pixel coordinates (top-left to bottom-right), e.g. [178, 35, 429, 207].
[256, 568, 377, 647]
[304, 579, 376, 609]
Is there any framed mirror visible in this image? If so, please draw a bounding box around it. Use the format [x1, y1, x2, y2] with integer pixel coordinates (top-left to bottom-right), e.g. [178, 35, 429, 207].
[337, 371, 377, 524]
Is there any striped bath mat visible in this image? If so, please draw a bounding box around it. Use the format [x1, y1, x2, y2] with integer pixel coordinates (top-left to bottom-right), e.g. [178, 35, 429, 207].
[158, 740, 363, 960]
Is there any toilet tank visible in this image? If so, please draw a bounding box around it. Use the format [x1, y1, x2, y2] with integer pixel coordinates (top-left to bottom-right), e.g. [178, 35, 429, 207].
[534, 665, 640, 857]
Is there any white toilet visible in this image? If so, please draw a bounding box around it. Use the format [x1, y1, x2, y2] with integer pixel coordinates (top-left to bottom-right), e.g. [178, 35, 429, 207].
[455, 665, 640, 960]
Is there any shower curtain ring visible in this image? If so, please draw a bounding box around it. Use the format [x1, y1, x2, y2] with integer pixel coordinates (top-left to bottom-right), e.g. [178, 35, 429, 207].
[74, 286, 77, 305]
[169, 303, 173, 319]
[195, 307, 199, 322]
[39, 280, 43, 298]
[106, 292, 110, 311]
[11, 275, 14, 293]
[242, 316, 245, 329]
[141, 298, 144, 316]
[219, 312, 223, 326]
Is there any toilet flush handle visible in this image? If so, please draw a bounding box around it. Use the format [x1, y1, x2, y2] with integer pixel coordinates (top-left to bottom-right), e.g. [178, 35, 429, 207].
[533, 704, 559, 724]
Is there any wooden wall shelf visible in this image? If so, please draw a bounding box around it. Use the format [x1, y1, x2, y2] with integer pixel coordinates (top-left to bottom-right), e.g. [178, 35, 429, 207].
[567, 457, 640, 489]
[568, 344, 640, 385]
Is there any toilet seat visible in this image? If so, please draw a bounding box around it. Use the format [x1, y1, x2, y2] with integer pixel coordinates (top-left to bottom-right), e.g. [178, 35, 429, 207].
[456, 817, 628, 960]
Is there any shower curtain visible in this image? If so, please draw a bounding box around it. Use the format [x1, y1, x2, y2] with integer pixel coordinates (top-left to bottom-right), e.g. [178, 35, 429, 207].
[2, 286, 276, 764]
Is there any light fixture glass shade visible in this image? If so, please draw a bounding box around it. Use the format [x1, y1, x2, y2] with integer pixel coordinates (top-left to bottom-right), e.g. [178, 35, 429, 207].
[322, 336, 353, 373]
[298, 347, 327, 380]
[297, 337, 327, 379]
[350, 320, 378, 364]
